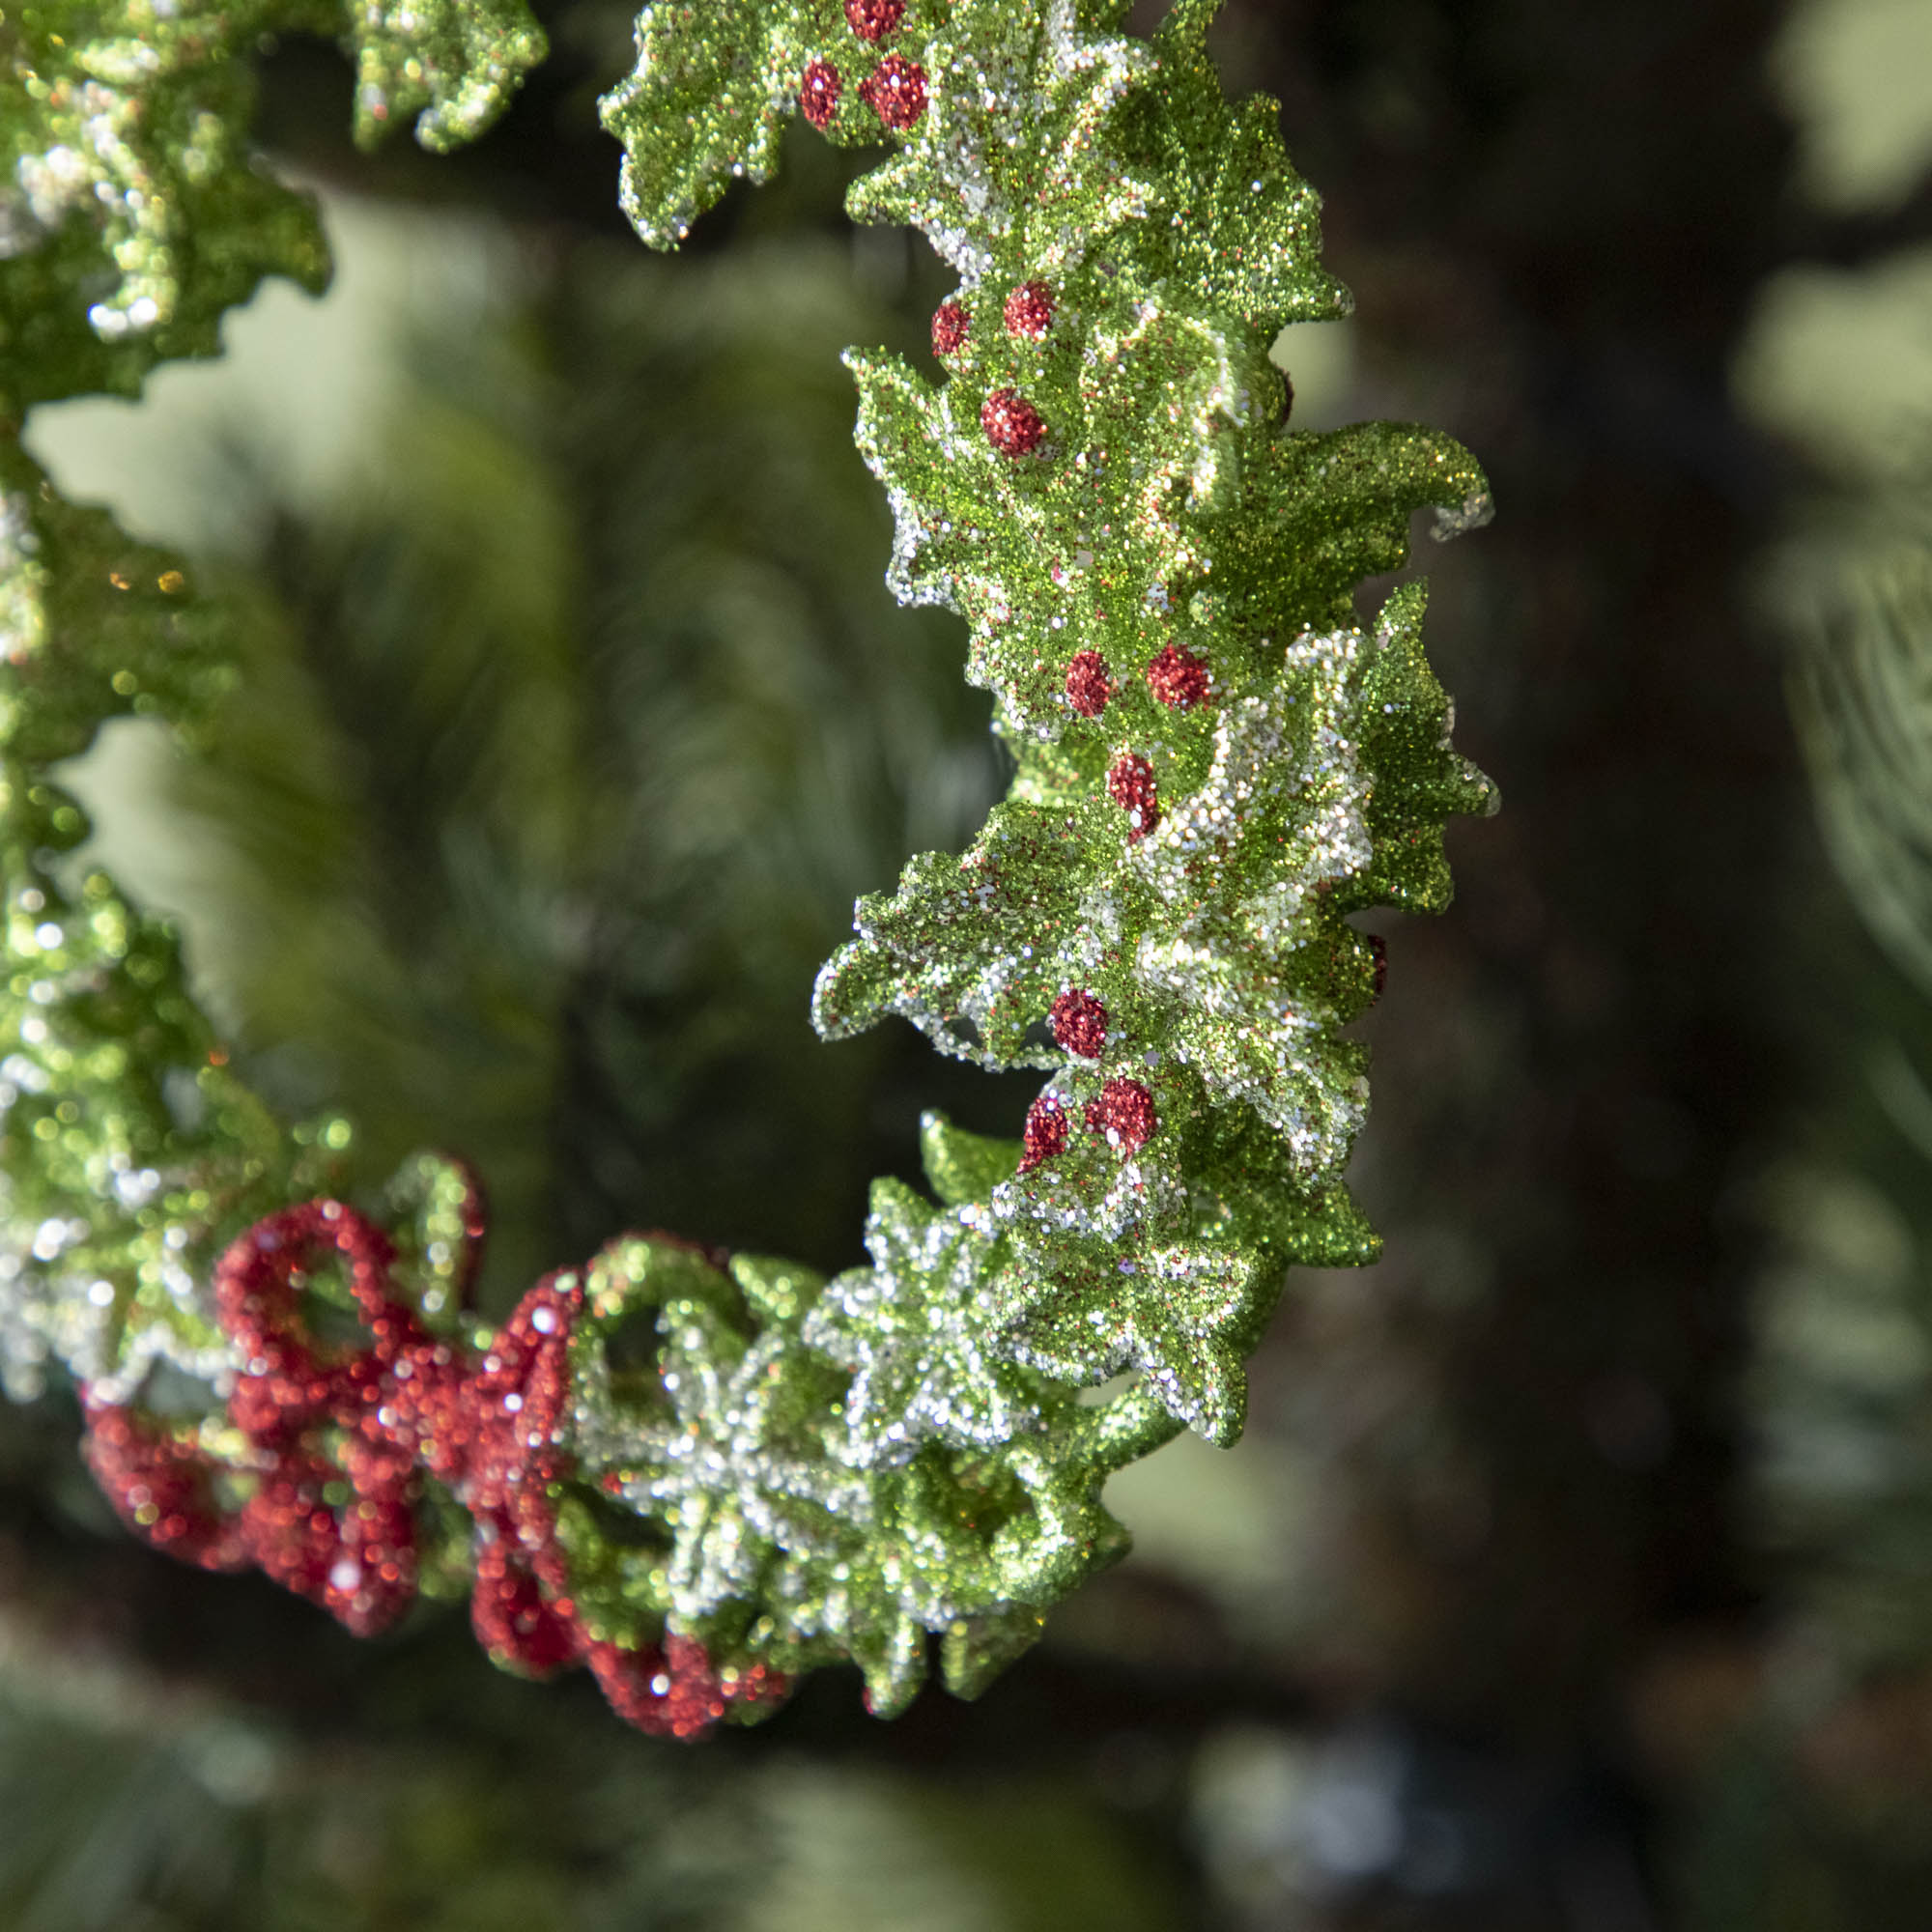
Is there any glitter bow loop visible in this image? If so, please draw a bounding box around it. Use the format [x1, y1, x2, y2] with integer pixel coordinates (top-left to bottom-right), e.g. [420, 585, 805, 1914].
[215, 1200, 421, 1438]
[211, 1202, 435, 1634]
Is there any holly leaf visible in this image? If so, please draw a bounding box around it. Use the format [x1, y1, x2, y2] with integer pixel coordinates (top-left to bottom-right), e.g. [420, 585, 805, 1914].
[1182, 1092, 1383, 1268]
[1234, 419, 1492, 637]
[1076, 299, 1278, 541]
[1125, 640, 1379, 1173]
[920, 1111, 1021, 1208]
[803, 1178, 1054, 1463]
[565, 1236, 864, 1642]
[848, 299, 1274, 725]
[348, 0, 547, 152]
[565, 1234, 1122, 1717]
[813, 800, 1103, 1065]
[1120, 0, 1350, 328]
[940, 1602, 1048, 1699]
[1341, 581, 1499, 914]
[995, 1239, 1264, 1444]
[600, 0, 826, 247]
[844, 347, 1004, 617]
[846, 0, 1155, 283]
[0, 5, 329, 412]
[0, 1, 544, 411]
[0, 447, 238, 761]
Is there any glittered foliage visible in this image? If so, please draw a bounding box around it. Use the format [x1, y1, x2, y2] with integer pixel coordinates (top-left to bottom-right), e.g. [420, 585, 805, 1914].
[346, 0, 548, 151]
[1121, 0, 1350, 330]
[0, 446, 344, 1404]
[600, 0, 850, 246]
[0, 1, 327, 414]
[561, 1231, 1132, 1718]
[0, 0, 541, 413]
[0, 0, 1494, 1733]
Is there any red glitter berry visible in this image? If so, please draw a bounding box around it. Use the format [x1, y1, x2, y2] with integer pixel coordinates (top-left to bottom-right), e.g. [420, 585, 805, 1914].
[1145, 641, 1211, 709]
[1085, 1078, 1157, 1156]
[1050, 988, 1109, 1059]
[1019, 1094, 1069, 1172]
[931, 300, 969, 355]
[981, 387, 1046, 456]
[1107, 752, 1160, 839]
[1065, 650, 1113, 717]
[843, 0, 906, 41]
[1004, 280, 1055, 339]
[801, 59, 842, 129]
[859, 53, 927, 129]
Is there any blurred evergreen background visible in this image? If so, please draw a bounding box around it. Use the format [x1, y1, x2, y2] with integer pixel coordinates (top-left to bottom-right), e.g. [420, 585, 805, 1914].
[6, 0, 1932, 1923]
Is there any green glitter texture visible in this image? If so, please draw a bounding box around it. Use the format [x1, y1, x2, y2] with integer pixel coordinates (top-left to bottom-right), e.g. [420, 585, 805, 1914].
[0, 0, 543, 413]
[0, 0, 1492, 1723]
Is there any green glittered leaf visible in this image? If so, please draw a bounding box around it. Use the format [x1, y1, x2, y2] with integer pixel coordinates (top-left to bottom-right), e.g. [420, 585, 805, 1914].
[851, 292, 1284, 727]
[0, 3, 329, 413]
[609, 0, 1161, 273]
[0, 455, 351, 1401]
[1279, 1181, 1380, 1269]
[0, 0, 542, 414]
[729, 1251, 826, 1325]
[939, 1602, 1048, 1700]
[843, 346, 991, 615]
[1191, 1099, 1383, 1268]
[1125, 631, 1381, 1174]
[845, 0, 1155, 283]
[804, 1177, 1056, 1460]
[566, 1236, 849, 1650]
[996, 1239, 1262, 1445]
[845, 1604, 930, 1719]
[1119, 0, 1350, 327]
[920, 1110, 1021, 1207]
[1341, 581, 1498, 914]
[814, 800, 1102, 1066]
[566, 1232, 1127, 1710]
[1227, 420, 1492, 637]
[0, 446, 240, 761]
[0, 808, 329, 1404]
[346, 0, 546, 152]
[600, 0, 831, 249]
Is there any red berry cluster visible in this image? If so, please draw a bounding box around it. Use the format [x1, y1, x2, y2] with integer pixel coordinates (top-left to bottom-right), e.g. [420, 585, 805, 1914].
[1084, 1077, 1158, 1155]
[981, 386, 1046, 456]
[801, 58, 842, 129]
[843, 0, 906, 41]
[1004, 280, 1055, 339]
[1019, 1094, 1069, 1172]
[1065, 650, 1113, 717]
[81, 1201, 785, 1740]
[859, 53, 928, 129]
[1050, 987, 1109, 1058]
[1106, 752, 1160, 838]
[1017, 1074, 1159, 1172]
[1145, 641, 1210, 709]
[931, 300, 969, 355]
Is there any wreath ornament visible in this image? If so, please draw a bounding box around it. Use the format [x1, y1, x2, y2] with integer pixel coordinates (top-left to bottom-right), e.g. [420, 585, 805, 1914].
[0, 0, 1493, 1736]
